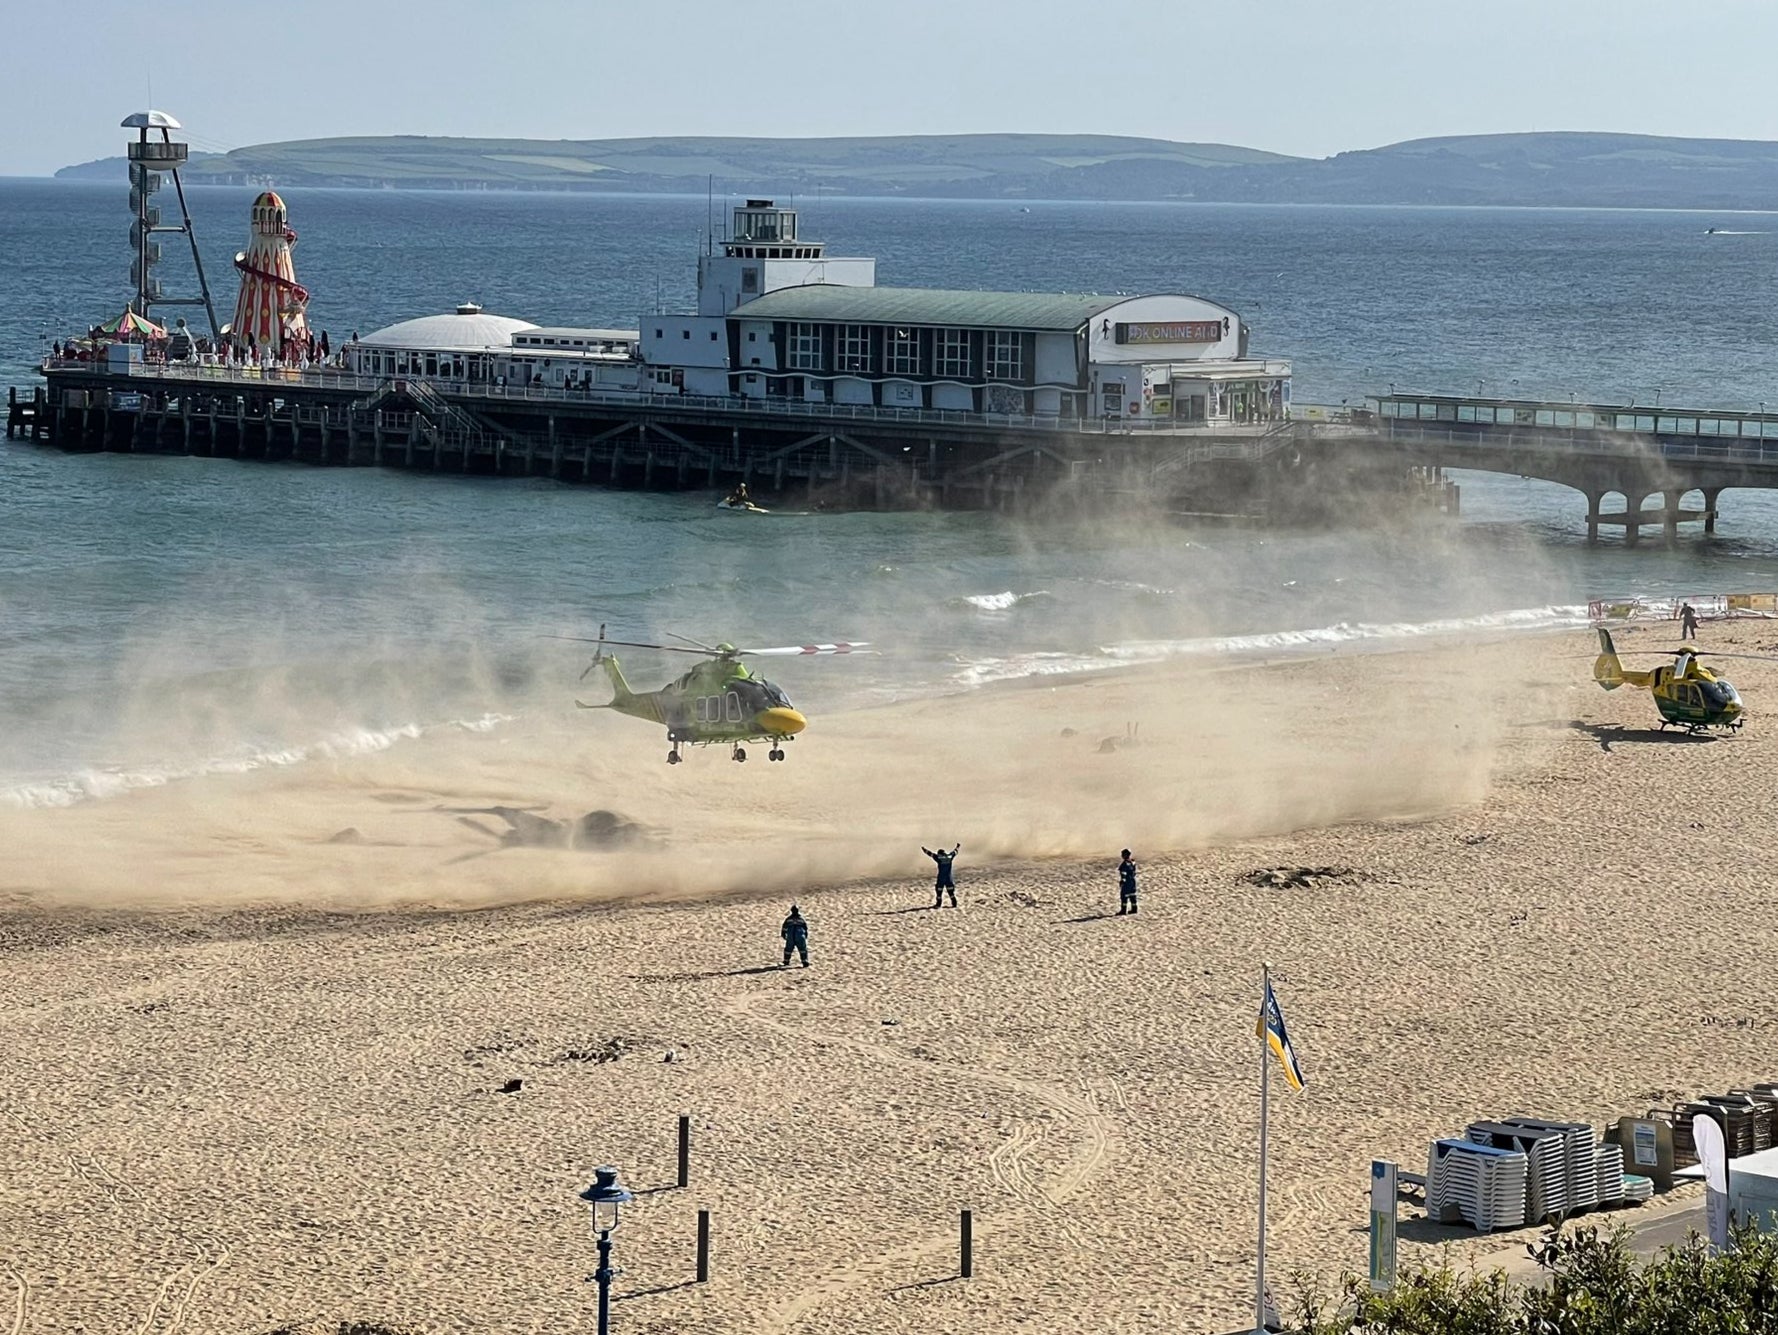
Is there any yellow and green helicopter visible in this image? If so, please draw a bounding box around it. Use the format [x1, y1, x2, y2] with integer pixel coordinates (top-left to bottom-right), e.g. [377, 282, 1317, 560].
[561, 625, 867, 764]
[1590, 627, 1769, 732]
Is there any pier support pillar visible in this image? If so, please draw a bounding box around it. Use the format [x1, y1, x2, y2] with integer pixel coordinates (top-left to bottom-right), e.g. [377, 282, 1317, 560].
[1663, 490, 1682, 545]
[1704, 486, 1722, 535]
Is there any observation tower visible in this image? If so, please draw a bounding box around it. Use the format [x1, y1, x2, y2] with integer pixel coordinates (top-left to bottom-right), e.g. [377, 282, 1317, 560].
[230, 192, 309, 359]
[122, 111, 219, 337]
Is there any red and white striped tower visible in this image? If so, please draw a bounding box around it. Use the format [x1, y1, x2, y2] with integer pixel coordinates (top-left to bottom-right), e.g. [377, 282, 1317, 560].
[230, 191, 309, 360]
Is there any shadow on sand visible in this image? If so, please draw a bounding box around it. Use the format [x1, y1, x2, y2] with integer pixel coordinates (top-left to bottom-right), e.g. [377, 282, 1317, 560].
[1569, 720, 1719, 753]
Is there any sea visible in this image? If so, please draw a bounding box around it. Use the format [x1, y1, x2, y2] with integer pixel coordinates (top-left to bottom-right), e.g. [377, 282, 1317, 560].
[5, 179, 1778, 808]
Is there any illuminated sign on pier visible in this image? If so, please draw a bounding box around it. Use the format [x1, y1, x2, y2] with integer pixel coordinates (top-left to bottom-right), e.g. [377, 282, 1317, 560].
[1115, 320, 1226, 345]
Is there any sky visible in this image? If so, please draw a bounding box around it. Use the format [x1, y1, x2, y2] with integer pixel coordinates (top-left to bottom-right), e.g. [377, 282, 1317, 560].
[6, 0, 1778, 176]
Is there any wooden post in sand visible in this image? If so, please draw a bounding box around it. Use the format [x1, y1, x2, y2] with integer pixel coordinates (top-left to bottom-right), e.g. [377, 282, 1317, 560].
[696, 1209, 711, 1282]
[677, 1115, 691, 1188]
[960, 1209, 973, 1278]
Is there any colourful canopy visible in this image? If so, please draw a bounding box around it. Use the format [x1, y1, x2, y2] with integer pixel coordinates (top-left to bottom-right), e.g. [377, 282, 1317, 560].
[95, 309, 166, 339]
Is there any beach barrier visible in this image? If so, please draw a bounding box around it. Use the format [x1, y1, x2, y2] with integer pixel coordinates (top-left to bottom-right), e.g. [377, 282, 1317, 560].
[678, 1114, 691, 1188]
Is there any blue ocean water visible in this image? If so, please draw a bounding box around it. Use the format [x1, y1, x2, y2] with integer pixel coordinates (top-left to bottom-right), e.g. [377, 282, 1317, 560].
[5, 179, 1778, 801]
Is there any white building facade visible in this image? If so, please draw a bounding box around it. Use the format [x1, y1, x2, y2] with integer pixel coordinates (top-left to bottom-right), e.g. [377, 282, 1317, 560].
[338, 205, 1289, 426]
[640, 200, 1289, 424]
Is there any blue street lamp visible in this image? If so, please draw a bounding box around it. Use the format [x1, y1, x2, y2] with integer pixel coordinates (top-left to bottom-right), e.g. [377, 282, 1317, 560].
[580, 1166, 634, 1334]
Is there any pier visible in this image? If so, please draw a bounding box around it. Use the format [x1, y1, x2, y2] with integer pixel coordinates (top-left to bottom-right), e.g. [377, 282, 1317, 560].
[16, 376, 1778, 533]
[7, 362, 1308, 512]
[1366, 392, 1778, 543]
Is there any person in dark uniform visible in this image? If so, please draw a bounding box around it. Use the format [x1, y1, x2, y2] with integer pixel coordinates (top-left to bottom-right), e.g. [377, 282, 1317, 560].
[1680, 602, 1700, 640]
[923, 843, 960, 907]
[780, 904, 809, 967]
[1117, 849, 1139, 915]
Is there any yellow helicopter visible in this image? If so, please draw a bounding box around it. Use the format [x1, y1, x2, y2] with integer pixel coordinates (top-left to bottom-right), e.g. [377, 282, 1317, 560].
[1591, 627, 1763, 732]
[558, 625, 867, 764]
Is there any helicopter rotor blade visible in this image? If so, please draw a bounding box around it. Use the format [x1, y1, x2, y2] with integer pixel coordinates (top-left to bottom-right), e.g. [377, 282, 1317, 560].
[667, 631, 722, 653]
[543, 635, 710, 655]
[739, 641, 873, 657]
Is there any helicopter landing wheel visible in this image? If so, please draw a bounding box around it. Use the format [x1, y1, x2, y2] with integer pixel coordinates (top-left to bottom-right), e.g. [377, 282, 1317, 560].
[769, 747, 785, 762]
[732, 745, 747, 763]
[667, 749, 682, 765]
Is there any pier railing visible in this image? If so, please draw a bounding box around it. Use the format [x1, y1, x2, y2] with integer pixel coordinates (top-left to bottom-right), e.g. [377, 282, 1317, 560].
[1377, 420, 1778, 469]
[40, 358, 1286, 439]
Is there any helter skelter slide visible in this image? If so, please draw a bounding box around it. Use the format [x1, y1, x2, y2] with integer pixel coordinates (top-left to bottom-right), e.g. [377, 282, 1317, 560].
[229, 191, 309, 359]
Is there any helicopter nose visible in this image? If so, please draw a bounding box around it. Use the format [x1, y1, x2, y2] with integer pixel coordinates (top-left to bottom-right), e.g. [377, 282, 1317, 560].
[759, 707, 807, 736]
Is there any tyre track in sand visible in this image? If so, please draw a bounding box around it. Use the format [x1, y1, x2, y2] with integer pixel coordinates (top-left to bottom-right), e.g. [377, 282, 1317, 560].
[720, 991, 1123, 1332]
[4, 1110, 230, 1335]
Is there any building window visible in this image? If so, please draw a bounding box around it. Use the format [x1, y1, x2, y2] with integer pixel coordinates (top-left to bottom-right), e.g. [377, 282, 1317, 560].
[887, 328, 919, 377]
[985, 331, 1023, 382]
[654, 329, 662, 339]
[683, 329, 691, 339]
[837, 324, 871, 373]
[935, 328, 972, 379]
[710, 331, 719, 341]
[788, 322, 822, 371]
[748, 331, 757, 342]
[742, 268, 759, 294]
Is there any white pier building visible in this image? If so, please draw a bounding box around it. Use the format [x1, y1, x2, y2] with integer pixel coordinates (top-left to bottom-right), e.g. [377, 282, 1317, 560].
[340, 200, 1288, 426]
[640, 199, 1290, 424]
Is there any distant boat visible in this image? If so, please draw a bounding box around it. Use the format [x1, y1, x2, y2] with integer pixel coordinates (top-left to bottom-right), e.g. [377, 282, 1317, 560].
[1706, 227, 1719, 234]
[1017, 206, 1031, 214]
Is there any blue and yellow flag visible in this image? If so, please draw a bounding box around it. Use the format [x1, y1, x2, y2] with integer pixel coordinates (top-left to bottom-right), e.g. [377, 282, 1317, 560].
[1258, 976, 1306, 1091]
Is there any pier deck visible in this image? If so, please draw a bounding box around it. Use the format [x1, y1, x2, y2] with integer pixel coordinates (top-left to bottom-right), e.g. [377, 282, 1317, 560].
[9, 361, 1304, 511]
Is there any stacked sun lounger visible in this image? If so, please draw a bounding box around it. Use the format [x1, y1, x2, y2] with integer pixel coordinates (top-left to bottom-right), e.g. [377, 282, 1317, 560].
[1592, 1142, 1626, 1205]
[1427, 1139, 1529, 1233]
[1504, 1118, 1599, 1215]
[1622, 1173, 1655, 1203]
[1706, 1093, 1773, 1153]
[1466, 1121, 1568, 1223]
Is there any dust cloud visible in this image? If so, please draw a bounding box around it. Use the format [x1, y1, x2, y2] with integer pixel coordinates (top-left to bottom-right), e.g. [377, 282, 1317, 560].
[0, 490, 1571, 911]
[0, 627, 1558, 912]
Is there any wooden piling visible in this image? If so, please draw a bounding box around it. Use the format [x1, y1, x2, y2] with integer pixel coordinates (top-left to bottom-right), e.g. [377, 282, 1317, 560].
[960, 1209, 973, 1278]
[696, 1209, 710, 1282]
[677, 1114, 690, 1188]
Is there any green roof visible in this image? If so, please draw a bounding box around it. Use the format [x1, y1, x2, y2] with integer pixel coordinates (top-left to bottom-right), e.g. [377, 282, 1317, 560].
[732, 285, 1126, 331]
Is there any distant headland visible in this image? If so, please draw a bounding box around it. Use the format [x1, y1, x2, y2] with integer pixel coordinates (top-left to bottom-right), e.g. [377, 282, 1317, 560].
[51, 130, 1778, 209]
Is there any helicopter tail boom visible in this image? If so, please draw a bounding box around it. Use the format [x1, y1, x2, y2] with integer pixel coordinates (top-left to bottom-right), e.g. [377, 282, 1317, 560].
[1593, 627, 1626, 690]
[575, 655, 664, 722]
[1592, 627, 1656, 691]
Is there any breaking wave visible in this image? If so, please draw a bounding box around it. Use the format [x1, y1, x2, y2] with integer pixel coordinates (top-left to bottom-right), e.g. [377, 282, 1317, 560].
[1, 713, 514, 810]
[956, 590, 1053, 612]
[951, 604, 1591, 689]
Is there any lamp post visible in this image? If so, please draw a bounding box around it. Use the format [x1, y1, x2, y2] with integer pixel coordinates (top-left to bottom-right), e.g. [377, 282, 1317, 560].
[580, 1165, 634, 1335]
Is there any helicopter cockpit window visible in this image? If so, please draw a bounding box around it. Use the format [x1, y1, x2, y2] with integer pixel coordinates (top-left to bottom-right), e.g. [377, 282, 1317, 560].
[1702, 680, 1739, 705]
[760, 681, 791, 708]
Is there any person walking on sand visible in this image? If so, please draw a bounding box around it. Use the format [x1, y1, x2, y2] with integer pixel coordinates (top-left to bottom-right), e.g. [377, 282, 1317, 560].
[1681, 602, 1700, 640]
[1117, 849, 1139, 915]
[924, 843, 960, 908]
[780, 904, 809, 968]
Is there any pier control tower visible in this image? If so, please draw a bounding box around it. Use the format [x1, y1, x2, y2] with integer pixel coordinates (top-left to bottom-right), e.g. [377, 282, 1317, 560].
[694, 199, 875, 317]
[123, 110, 220, 338]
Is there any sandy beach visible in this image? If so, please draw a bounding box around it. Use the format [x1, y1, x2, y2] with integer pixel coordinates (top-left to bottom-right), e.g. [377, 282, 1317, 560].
[3, 623, 1775, 1334]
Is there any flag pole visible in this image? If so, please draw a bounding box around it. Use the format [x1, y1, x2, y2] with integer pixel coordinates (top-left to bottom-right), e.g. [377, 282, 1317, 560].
[1256, 961, 1270, 1335]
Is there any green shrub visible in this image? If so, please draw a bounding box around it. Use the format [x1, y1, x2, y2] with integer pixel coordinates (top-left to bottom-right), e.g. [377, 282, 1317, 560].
[1291, 1222, 1778, 1335]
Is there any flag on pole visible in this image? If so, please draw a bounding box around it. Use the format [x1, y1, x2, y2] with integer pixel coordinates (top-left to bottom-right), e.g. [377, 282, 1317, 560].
[1257, 976, 1306, 1091]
